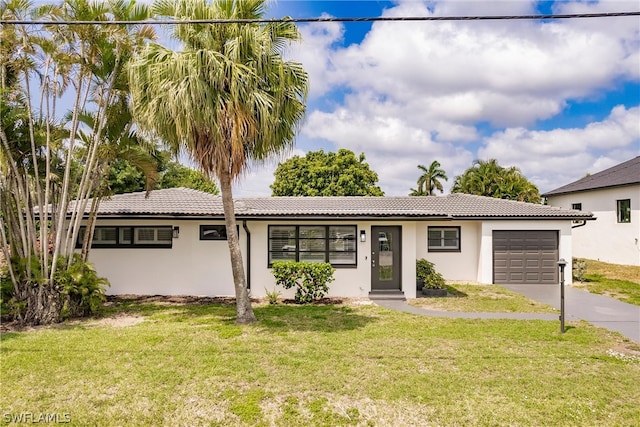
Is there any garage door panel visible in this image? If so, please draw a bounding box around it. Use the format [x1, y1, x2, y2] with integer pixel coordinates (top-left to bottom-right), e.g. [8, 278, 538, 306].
[509, 259, 524, 268]
[525, 259, 540, 268]
[493, 230, 558, 285]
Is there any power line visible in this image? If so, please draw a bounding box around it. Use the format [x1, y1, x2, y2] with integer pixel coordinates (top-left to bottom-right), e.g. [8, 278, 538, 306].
[1, 11, 639, 25]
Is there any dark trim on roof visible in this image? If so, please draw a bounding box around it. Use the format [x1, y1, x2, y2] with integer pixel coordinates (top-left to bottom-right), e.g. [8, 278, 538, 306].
[71, 214, 592, 221]
[543, 156, 640, 196]
[543, 181, 639, 197]
[450, 215, 595, 221]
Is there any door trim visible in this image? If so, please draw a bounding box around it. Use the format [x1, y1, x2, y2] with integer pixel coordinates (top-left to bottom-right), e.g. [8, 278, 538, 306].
[371, 226, 402, 291]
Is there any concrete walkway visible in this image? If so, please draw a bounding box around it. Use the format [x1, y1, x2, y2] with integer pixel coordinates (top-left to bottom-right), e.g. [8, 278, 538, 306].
[374, 285, 640, 342]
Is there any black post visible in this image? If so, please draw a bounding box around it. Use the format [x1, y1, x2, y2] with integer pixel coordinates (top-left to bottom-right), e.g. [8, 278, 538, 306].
[557, 258, 567, 333]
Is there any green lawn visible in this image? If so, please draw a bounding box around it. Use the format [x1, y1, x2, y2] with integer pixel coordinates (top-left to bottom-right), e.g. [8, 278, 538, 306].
[409, 284, 557, 313]
[2, 298, 639, 426]
[573, 259, 640, 306]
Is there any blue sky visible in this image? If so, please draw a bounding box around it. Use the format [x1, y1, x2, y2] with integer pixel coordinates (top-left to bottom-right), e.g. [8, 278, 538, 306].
[234, 0, 640, 196]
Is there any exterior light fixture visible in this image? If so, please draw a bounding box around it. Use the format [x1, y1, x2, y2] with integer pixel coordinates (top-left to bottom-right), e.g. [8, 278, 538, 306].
[360, 230, 366, 242]
[173, 226, 180, 238]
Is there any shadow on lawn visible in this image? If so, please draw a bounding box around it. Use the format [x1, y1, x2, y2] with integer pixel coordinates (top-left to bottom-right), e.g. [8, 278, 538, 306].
[103, 295, 376, 333]
[254, 304, 377, 333]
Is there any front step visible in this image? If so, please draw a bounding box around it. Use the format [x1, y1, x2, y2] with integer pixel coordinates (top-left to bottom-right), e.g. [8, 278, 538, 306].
[368, 291, 406, 301]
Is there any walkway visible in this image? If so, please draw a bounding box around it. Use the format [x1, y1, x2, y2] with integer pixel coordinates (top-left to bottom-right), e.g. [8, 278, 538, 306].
[374, 285, 640, 342]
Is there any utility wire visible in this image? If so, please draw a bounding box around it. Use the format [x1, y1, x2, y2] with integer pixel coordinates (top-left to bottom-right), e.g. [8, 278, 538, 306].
[1, 11, 639, 25]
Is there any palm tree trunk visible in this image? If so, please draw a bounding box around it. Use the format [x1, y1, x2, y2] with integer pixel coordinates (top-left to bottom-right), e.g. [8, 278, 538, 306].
[219, 169, 256, 324]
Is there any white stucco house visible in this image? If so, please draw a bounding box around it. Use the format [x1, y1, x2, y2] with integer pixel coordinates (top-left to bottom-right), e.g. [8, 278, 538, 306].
[77, 189, 591, 299]
[543, 156, 640, 266]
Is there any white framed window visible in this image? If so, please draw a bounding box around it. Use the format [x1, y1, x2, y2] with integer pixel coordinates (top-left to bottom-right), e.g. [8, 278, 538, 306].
[428, 227, 461, 252]
[571, 203, 582, 211]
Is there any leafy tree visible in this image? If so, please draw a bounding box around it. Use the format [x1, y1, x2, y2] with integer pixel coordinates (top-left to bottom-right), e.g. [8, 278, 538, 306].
[409, 161, 448, 196]
[0, 0, 155, 325]
[129, 0, 308, 323]
[107, 158, 148, 194]
[159, 162, 219, 194]
[106, 156, 219, 195]
[451, 159, 541, 203]
[271, 149, 384, 196]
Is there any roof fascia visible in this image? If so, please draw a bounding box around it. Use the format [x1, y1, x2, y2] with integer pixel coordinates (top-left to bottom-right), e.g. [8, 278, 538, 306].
[542, 181, 639, 197]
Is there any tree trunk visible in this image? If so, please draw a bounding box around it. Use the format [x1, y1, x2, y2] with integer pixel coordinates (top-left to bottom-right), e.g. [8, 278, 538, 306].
[219, 169, 257, 324]
[21, 284, 62, 326]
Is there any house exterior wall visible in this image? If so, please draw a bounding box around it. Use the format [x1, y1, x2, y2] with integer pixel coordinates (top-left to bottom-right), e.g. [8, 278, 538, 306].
[478, 220, 573, 284]
[247, 220, 418, 299]
[415, 221, 482, 283]
[546, 185, 640, 266]
[84, 217, 576, 297]
[84, 219, 241, 296]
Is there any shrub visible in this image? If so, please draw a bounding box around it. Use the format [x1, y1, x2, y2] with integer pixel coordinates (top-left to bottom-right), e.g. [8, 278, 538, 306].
[55, 254, 110, 318]
[416, 259, 445, 289]
[271, 261, 335, 304]
[1, 254, 109, 321]
[265, 287, 281, 305]
[573, 258, 587, 282]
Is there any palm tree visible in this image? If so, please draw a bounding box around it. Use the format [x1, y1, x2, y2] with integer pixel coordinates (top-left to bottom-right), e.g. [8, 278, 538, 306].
[409, 161, 448, 196]
[129, 0, 309, 323]
[451, 159, 541, 203]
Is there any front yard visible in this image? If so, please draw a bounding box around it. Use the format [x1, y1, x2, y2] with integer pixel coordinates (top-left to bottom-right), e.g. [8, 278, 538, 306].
[409, 284, 557, 313]
[572, 259, 640, 306]
[1, 297, 639, 426]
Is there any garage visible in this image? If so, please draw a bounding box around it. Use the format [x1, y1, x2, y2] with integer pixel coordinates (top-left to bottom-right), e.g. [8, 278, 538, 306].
[493, 230, 559, 285]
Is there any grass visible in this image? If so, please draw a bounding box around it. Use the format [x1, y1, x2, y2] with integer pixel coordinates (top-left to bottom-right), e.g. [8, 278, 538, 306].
[573, 259, 640, 306]
[409, 284, 557, 313]
[2, 298, 639, 426]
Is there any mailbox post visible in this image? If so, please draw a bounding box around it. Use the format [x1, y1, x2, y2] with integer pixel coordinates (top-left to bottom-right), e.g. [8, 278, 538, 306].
[557, 258, 567, 333]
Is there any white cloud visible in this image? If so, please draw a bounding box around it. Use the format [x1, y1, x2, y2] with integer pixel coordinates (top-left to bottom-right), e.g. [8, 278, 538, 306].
[233, 148, 306, 197]
[479, 105, 640, 192]
[285, 0, 639, 197]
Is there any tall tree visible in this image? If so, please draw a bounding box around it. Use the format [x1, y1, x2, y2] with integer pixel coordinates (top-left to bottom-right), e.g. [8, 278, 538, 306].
[451, 159, 541, 203]
[159, 162, 219, 194]
[409, 161, 448, 196]
[129, 0, 308, 323]
[271, 149, 384, 196]
[1, 0, 155, 324]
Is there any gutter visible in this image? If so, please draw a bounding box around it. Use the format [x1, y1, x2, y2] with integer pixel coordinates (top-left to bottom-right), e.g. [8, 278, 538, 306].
[242, 220, 251, 290]
[571, 219, 593, 229]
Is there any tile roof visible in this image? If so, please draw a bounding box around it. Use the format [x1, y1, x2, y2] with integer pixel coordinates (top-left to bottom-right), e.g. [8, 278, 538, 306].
[91, 188, 591, 219]
[543, 156, 640, 196]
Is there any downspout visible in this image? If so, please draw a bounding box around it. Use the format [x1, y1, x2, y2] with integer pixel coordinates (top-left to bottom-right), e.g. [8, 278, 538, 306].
[571, 220, 588, 229]
[242, 220, 251, 290]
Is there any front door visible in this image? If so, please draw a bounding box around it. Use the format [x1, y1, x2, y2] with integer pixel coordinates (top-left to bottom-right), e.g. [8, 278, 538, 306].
[371, 226, 402, 291]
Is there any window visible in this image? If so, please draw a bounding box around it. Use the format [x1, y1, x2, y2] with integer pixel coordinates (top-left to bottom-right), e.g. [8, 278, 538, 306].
[617, 199, 631, 223]
[200, 225, 227, 240]
[571, 203, 582, 211]
[428, 227, 461, 252]
[77, 226, 173, 248]
[268, 225, 356, 267]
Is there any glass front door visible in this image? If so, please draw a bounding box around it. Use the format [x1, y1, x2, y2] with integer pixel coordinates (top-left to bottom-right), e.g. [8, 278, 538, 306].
[371, 226, 401, 291]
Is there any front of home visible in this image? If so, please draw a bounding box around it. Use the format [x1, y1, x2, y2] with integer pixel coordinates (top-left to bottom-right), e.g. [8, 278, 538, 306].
[78, 189, 591, 299]
[543, 156, 640, 266]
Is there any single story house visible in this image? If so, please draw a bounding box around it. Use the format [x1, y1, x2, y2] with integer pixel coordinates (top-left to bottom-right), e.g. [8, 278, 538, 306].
[77, 188, 591, 299]
[543, 156, 639, 266]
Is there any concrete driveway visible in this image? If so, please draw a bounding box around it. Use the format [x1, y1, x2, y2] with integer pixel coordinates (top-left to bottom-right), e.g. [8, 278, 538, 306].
[502, 284, 640, 343]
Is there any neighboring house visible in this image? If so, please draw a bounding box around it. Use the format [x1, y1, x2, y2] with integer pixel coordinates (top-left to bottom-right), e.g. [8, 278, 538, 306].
[76, 188, 591, 299]
[543, 156, 640, 267]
